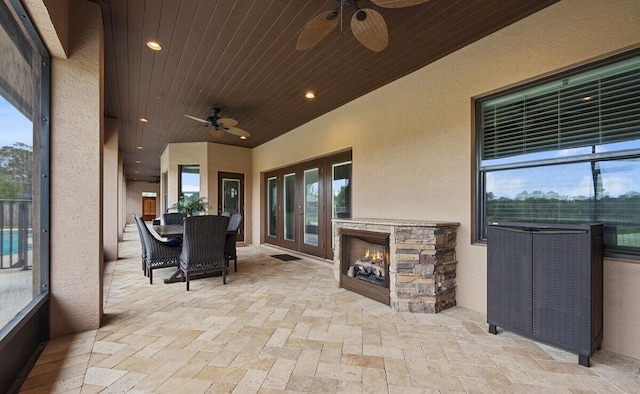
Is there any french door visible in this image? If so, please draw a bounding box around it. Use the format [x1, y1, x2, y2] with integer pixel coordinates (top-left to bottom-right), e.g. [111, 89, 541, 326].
[264, 151, 351, 259]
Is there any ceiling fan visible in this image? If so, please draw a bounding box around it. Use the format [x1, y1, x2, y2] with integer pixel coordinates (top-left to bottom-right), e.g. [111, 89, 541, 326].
[184, 107, 250, 139]
[296, 0, 430, 52]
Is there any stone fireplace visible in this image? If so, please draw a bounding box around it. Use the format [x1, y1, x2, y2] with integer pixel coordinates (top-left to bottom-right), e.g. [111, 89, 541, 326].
[334, 218, 460, 313]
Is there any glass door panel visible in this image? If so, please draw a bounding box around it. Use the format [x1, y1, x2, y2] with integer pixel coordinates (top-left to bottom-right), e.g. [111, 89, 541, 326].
[267, 177, 277, 238]
[332, 161, 352, 219]
[219, 172, 245, 241]
[332, 161, 352, 249]
[222, 178, 240, 214]
[284, 173, 296, 241]
[303, 168, 319, 246]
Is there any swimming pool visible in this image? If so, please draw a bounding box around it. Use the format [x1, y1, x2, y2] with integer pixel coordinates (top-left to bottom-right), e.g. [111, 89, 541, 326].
[0, 229, 32, 256]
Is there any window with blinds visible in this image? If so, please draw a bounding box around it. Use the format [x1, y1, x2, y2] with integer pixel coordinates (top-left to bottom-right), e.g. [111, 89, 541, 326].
[476, 52, 640, 259]
[481, 56, 640, 163]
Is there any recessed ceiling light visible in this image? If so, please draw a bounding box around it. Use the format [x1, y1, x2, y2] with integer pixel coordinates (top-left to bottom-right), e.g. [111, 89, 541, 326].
[582, 96, 593, 102]
[137, 146, 143, 149]
[305, 91, 316, 99]
[146, 41, 162, 51]
[139, 118, 148, 123]
[135, 160, 141, 164]
[240, 135, 247, 140]
[134, 178, 137, 181]
[134, 171, 138, 174]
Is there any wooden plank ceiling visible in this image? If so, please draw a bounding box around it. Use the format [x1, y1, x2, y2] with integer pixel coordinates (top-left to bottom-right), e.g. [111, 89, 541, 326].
[93, 0, 559, 182]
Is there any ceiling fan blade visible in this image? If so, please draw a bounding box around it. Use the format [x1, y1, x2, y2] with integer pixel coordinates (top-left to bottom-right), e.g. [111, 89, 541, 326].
[217, 117, 238, 127]
[351, 9, 388, 52]
[224, 126, 251, 138]
[185, 114, 209, 124]
[296, 10, 340, 50]
[370, 0, 430, 8]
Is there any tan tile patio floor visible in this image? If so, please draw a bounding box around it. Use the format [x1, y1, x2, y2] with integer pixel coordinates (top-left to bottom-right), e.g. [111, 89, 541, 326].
[18, 224, 640, 393]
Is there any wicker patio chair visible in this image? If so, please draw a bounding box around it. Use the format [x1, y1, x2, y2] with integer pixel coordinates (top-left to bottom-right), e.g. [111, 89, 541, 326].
[163, 212, 185, 225]
[133, 214, 148, 275]
[179, 215, 230, 291]
[225, 213, 242, 272]
[135, 214, 181, 284]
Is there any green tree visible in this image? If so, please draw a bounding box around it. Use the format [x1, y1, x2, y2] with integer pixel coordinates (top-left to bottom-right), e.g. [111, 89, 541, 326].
[0, 142, 32, 199]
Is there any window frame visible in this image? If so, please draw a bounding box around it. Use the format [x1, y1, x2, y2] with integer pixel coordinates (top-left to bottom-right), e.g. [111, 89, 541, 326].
[474, 49, 640, 260]
[0, 0, 51, 390]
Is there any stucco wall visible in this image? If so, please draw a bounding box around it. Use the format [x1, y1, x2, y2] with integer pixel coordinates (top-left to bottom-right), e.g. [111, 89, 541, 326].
[125, 181, 160, 224]
[252, 0, 640, 359]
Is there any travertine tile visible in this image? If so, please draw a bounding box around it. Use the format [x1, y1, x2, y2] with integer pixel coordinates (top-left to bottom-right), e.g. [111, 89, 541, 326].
[262, 358, 296, 389]
[100, 372, 147, 393]
[154, 376, 212, 394]
[342, 353, 385, 369]
[83, 366, 128, 386]
[232, 368, 268, 393]
[265, 327, 292, 347]
[91, 340, 127, 355]
[292, 348, 321, 376]
[285, 374, 338, 393]
[383, 357, 412, 387]
[315, 361, 362, 382]
[459, 376, 494, 393]
[196, 366, 247, 384]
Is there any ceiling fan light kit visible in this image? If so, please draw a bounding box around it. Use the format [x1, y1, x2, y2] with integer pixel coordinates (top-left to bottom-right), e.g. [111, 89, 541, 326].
[296, 0, 430, 52]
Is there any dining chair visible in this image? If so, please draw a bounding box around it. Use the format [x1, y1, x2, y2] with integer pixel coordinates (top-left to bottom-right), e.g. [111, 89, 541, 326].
[225, 213, 242, 272]
[163, 212, 185, 225]
[179, 215, 230, 290]
[132, 214, 148, 275]
[134, 215, 181, 284]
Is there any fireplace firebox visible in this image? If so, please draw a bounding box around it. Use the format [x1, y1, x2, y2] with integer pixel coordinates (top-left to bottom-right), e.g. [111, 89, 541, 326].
[340, 229, 390, 305]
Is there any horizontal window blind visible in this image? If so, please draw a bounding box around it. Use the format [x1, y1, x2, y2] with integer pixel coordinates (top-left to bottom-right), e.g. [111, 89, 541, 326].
[482, 64, 640, 160]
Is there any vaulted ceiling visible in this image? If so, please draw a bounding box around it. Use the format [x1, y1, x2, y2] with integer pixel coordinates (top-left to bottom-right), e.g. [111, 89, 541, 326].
[93, 0, 558, 182]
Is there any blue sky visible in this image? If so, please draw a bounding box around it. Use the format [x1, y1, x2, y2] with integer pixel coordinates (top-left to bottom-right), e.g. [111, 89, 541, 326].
[0, 96, 32, 148]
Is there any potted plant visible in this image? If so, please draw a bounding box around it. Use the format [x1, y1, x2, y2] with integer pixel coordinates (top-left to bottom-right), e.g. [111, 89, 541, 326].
[171, 195, 211, 217]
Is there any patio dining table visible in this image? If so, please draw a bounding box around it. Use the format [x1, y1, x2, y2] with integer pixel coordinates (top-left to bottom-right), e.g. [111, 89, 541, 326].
[153, 224, 184, 238]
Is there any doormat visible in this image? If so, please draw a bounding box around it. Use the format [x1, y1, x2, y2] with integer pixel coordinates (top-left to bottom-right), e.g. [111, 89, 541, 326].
[270, 254, 301, 261]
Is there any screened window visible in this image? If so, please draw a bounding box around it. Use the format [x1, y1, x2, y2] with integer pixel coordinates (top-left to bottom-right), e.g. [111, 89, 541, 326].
[476, 51, 640, 258]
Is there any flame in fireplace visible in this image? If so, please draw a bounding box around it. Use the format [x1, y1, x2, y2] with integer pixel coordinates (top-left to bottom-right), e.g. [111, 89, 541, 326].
[364, 248, 384, 262]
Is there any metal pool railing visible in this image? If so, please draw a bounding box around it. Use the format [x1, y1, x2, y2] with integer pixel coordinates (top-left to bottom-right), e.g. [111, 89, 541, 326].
[0, 200, 31, 270]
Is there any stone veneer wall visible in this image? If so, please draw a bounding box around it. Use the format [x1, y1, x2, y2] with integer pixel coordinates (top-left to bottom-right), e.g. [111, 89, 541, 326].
[334, 219, 460, 313]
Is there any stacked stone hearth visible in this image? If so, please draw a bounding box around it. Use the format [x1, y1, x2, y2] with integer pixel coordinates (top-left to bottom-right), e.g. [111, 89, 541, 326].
[334, 218, 460, 313]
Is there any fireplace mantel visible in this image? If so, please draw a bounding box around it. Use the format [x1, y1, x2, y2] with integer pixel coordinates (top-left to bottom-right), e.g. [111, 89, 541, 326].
[333, 218, 460, 313]
[333, 218, 460, 227]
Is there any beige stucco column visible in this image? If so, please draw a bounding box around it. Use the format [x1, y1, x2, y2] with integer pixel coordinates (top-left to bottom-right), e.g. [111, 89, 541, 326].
[44, 1, 104, 337]
[103, 117, 118, 261]
[118, 153, 124, 241]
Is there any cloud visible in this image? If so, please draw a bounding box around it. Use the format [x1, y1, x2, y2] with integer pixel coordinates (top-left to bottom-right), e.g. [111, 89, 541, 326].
[0, 97, 32, 147]
[486, 175, 525, 199]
